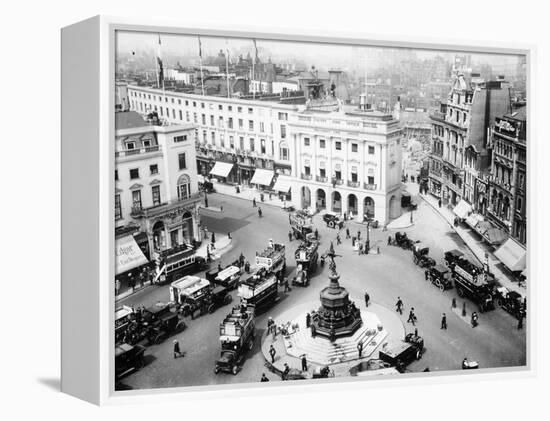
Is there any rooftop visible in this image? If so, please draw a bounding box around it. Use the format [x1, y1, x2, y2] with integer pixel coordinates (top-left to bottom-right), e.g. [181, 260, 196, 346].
[115, 111, 147, 130]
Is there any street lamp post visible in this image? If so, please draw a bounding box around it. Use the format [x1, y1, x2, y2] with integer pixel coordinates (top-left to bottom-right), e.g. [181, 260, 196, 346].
[366, 220, 371, 253]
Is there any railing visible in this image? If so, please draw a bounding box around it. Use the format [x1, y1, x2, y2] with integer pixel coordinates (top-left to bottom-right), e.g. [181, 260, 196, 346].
[316, 176, 328, 183]
[363, 183, 377, 190]
[347, 180, 360, 188]
[130, 204, 143, 216]
[116, 145, 161, 158]
[333, 179, 344, 185]
[301, 173, 313, 180]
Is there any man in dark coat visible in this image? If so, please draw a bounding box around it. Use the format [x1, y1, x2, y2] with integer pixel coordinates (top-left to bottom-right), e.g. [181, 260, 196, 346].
[407, 308, 417, 325]
[357, 341, 363, 358]
[252, 198, 257, 207]
[441, 313, 447, 329]
[173, 339, 183, 359]
[260, 373, 269, 382]
[305, 312, 311, 328]
[346, 227, 350, 239]
[282, 363, 290, 380]
[395, 297, 403, 314]
[388, 235, 392, 246]
[269, 345, 276, 363]
[364, 291, 370, 307]
[301, 355, 308, 372]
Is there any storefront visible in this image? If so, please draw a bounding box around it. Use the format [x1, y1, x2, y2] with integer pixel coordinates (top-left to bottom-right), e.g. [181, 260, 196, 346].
[250, 168, 275, 189]
[208, 161, 235, 184]
[272, 175, 292, 201]
[115, 234, 151, 297]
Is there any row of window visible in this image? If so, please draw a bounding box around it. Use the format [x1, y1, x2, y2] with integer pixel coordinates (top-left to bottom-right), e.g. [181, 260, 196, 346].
[116, 154, 186, 182]
[115, 175, 193, 220]
[303, 137, 376, 154]
[130, 90, 289, 120]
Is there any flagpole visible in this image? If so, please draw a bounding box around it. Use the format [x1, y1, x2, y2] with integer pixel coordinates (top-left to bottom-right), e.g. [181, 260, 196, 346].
[225, 40, 230, 98]
[198, 36, 205, 96]
[157, 34, 167, 121]
[252, 39, 257, 100]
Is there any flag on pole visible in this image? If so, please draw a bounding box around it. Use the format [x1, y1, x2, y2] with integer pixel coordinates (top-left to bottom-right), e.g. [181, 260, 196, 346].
[253, 39, 258, 63]
[198, 35, 203, 58]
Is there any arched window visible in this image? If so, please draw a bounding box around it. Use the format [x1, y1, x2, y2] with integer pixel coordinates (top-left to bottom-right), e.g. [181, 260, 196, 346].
[177, 174, 191, 200]
[279, 141, 289, 161]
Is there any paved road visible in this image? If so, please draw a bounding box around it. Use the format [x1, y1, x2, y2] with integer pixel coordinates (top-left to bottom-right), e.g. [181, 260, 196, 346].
[117, 192, 526, 390]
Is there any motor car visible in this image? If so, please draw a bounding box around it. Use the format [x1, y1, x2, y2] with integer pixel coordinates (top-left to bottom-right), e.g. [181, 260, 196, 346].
[115, 343, 146, 379]
[426, 264, 453, 291]
[322, 212, 344, 229]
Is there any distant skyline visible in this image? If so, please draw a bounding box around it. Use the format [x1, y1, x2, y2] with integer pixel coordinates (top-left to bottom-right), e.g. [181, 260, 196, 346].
[116, 30, 525, 79]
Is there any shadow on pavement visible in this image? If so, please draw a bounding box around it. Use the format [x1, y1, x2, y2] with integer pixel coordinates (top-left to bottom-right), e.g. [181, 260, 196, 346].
[36, 377, 60, 392]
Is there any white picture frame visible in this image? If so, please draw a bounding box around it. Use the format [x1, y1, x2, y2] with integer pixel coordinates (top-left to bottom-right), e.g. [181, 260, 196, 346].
[61, 15, 535, 405]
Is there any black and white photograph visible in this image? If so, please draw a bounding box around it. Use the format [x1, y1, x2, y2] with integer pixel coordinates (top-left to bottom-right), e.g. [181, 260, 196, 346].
[113, 29, 528, 391]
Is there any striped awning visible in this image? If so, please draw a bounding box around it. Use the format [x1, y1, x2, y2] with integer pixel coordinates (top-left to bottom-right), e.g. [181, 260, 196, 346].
[272, 175, 293, 193]
[250, 169, 274, 186]
[115, 235, 149, 275]
[465, 213, 484, 229]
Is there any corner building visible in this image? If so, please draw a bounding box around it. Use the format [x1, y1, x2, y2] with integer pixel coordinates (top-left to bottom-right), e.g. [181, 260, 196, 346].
[288, 104, 403, 225]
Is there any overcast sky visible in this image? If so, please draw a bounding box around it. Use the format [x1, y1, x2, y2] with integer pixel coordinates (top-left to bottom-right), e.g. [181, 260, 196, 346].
[116, 30, 524, 75]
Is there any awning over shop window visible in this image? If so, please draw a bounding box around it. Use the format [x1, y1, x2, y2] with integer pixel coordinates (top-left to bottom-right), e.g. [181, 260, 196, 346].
[116, 235, 149, 275]
[250, 168, 274, 186]
[273, 175, 293, 193]
[494, 238, 526, 272]
[465, 213, 484, 229]
[453, 199, 472, 219]
[209, 161, 234, 178]
[475, 221, 508, 246]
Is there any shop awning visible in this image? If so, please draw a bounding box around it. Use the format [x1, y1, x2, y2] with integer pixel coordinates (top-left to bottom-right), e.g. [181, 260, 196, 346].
[465, 213, 484, 229]
[482, 226, 508, 246]
[494, 238, 526, 272]
[453, 199, 472, 219]
[272, 175, 292, 193]
[116, 235, 149, 275]
[250, 168, 274, 186]
[209, 161, 234, 178]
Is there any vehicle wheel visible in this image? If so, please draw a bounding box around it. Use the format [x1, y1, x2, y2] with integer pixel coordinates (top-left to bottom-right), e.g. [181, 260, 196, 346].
[248, 338, 254, 351]
[435, 279, 442, 288]
[232, 365, 238, 375]
[208, 304, 215, 314]
[497, 299, 503, 307]
[457, 288, 464, 298]
[214, 366, 220, 374]
[439, 284, 445, 292]
[416, 349, 422, 360]
[224, 295, 233, 305]
[328, 221, 335, 228]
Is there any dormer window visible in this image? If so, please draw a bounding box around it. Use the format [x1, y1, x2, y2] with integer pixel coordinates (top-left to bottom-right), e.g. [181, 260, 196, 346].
[126, 141, 136, 150]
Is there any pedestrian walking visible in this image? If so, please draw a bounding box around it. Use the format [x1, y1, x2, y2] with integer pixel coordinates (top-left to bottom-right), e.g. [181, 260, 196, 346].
[395, 297, 403, 314]
[288, 230, 293, 242]
[306, 312, 311, 328]
[283, 277, 292, 293]
[364, 291, 370, 307]
[260, 373, 269, 382]
[173, 339, 184, 359]
[441, 313, 447, 329]
[314, 228, 319, 240]
[301, 355, 308, 372]
[258, 207, 263, 217]
[387, 235, 392, 246]
[357, 230, 361, 240]
[267, 317, 275, 335]
[357, 342, 363, 358]
[358, 243, 363, 255]
[269, 345, 276, 363]
[346, 227, 350, 239]
[438, 198, 442, 208]
[471, 311, 478, 328]
[336, 233, 341, 245]
[424, 269, 429, 281]
[364, 239, 369, 254]
[407, 308, 417, 325]
[252, 198, 257, 207]
[517, 312, 524, 330]
[282, 363, 290, 380]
